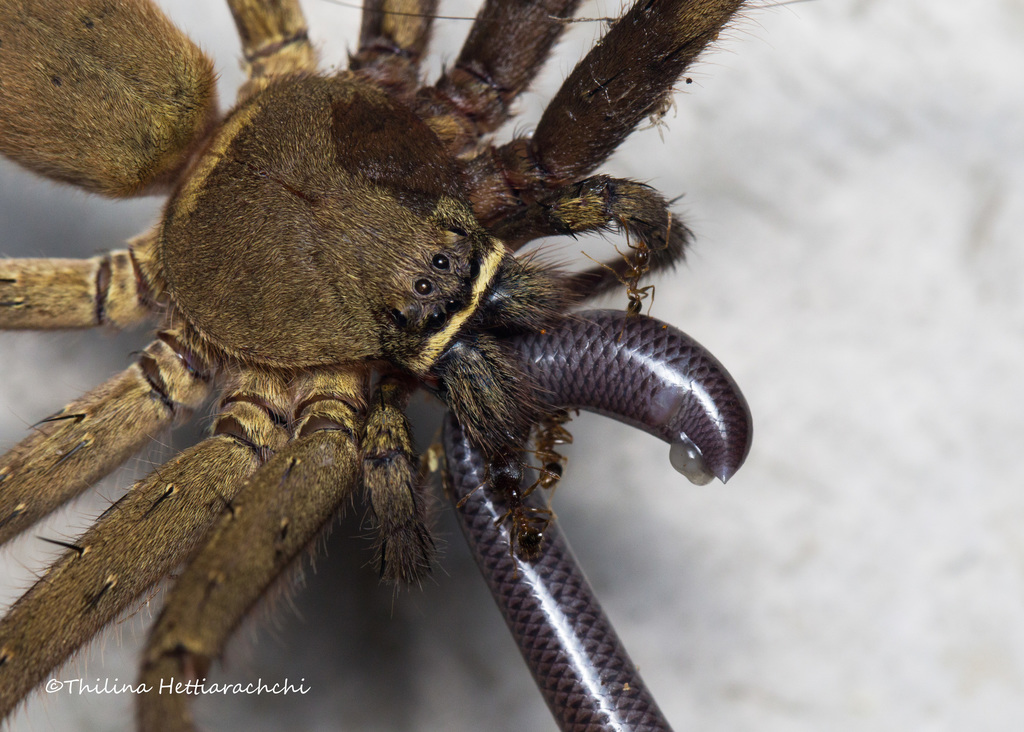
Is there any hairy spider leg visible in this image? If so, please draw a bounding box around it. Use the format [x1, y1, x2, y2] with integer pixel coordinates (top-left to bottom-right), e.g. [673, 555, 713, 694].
[0, 249, 150, 330]
[0, 1, 756, 728]
[527, 0, 745, 184]
[0, 0, 218, 197]
[480, 174, 691, 302]
[362, 375, 436, 583]
[417, 0, 582, 152]
[463, 0, 744, 294]
[227, 0, 318, 100]
[0, 329, 211, 546]
[350, 0, 440, 99]
[137, 369, 367, 732]
[0, 0, 222, 548]
[0, 370, 292, 718]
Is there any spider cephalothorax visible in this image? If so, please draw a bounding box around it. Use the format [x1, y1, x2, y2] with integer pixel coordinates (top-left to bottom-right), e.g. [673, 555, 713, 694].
[158, 71, 567, 451]
[0, 0, 748, 728]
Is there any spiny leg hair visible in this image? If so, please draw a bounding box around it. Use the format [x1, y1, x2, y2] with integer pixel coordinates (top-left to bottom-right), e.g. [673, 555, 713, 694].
[137, 369, 367, 732]
[0, 369, 293, 719]
[0, 329, 212, 545]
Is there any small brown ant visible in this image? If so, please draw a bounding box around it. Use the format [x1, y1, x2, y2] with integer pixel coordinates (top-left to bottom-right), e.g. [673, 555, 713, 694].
[489, 453, 553, 562]
[585, 214, 670, 321]
[529, 410, 573, 495]
[451, 412, 572, 562]
[505, 411, 574, 559]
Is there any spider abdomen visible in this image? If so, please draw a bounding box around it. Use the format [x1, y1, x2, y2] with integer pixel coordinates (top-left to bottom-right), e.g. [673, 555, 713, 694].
[0, 0, 217, 197]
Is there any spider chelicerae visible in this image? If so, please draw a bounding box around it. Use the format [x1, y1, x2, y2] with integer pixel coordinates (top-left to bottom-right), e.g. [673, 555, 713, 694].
[0, 0, 747, 728]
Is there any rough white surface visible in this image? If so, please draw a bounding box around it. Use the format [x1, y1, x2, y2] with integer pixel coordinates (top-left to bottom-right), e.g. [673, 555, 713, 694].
[1, 1, 1022, 730]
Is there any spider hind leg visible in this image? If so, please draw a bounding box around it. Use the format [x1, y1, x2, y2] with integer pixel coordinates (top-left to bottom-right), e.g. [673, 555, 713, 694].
[0, 369, 293, 719]
[0, 331, 211, 546]
[0, 250, 151, 330]
[138, 369, 367, 732]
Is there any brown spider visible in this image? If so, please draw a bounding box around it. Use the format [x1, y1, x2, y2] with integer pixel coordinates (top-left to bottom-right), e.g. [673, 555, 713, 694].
[0, 0, 747, 728]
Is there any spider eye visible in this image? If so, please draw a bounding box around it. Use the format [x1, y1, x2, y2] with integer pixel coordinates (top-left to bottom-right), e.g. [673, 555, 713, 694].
[444, 299, 460, 313]
[432, 253, 450, 270]
[448, 225, 468, 237]
[469, 258, 480, 279]
[390, 309, 409, 329]
[425, 310, 447, 331]
[415, 279, 433, 295]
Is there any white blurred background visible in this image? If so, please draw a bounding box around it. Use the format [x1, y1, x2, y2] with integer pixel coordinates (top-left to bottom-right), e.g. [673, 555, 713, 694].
[1, 0, 1022, 730]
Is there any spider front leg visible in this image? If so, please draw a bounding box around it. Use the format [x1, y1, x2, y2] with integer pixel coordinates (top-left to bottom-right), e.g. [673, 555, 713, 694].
[418, 0, 581, 151]
[464, 0, 743, 285]
[0, 369, 293, 718]
[520, 0, 745, 184]
[138, 368, 368, 732]
[484, 174, 690, 300]
[363, 375, 435, 583]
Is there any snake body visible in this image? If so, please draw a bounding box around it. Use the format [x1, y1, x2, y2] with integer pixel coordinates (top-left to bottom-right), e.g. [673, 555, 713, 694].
[444, 310, 753, 731]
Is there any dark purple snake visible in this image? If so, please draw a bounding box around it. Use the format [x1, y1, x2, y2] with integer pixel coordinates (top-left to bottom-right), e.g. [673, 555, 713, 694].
[443, 309, 752, 732]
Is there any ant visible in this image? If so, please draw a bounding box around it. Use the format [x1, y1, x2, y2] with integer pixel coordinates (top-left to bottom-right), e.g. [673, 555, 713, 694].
[486, 453, 553, 562]
[450, 412, 573, 562]
[504, 411, 574, 559]
[529, 410, 573, 494]
[585, 214, 670, 321]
